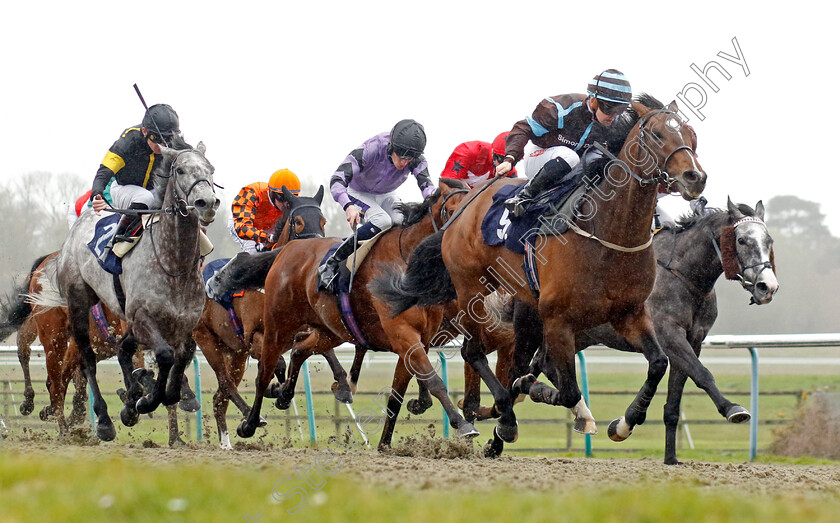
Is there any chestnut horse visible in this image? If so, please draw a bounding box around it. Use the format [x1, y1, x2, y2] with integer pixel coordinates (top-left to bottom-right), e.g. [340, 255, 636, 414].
[236, 179, 475, 448]
[378, 94, 707, 445]
[193, 186, 348, 449]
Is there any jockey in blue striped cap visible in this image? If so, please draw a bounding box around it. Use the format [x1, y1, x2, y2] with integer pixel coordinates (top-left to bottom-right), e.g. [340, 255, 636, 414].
[499, 69, 632, 217]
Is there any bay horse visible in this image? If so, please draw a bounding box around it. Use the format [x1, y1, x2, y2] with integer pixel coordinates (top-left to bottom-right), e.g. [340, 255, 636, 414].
[2, 253, 195, 444]
[30, 142, 219, 441]
[467, 199, 779, 462]
[377, 94, 707, 445]
[235, 179, 477, 448]
[193, 186, 351, 449]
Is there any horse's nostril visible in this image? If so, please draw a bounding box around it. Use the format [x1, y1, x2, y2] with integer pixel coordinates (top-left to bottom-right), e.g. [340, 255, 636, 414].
[194, 199, 206, 209]
[684, 171, 699, 184]
[213, 198, 221, 210]
[756, 282, 768, 293]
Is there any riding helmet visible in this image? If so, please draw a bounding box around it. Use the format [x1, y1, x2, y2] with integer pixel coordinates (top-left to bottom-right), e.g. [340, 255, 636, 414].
[587, 69, 632, 104]
[142, 104, 180, 138]
[268, 168, 301, 196]
[389, 119, 426, 158]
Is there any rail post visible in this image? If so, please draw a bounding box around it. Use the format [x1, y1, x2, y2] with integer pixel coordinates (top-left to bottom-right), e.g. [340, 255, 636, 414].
[302, 360, 317, 443]
[577, 352, 592, 457]
[193, 354, 203, 441]
[748, 347, 759, 461]
[440, 351, 450, 438]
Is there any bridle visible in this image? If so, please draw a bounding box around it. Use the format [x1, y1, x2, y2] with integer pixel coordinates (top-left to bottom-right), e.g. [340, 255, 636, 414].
[712, 216, 775, 298]
[634, 109, 697, 190]
[283, 203, 325, 241]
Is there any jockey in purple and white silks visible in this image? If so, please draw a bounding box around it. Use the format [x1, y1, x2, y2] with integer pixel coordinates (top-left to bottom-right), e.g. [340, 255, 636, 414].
[318, 119, 435, 291]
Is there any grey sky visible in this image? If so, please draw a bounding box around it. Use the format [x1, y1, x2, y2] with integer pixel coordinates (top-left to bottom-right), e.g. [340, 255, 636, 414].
[2, 1, 836, 233]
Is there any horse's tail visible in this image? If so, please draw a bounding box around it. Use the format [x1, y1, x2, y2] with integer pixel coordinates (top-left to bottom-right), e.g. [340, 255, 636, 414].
[0, 253, 54, 337]
[369, 231, 457, 317]
[213, 249, 282, 296]
[25, 255, 65, 311]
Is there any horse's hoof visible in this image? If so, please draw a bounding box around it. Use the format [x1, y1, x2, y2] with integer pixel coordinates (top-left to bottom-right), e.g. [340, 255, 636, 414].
[275, 396, 291, 411]
[133, 368, 154, 392]
[135, 396, 156, 415]
[608, 417, 633, 442]
[19, 400, 34, 416]
[265, 382, 281, 399]
[169, 437, 187, 448]
[237, 422, 256, 439]
[97, 418, 117, 441]
[178, 396, 201, 413]
[495, 422, 518, 443]
[120, 405, 140, 427]
[406, 398, 432, 415]
[457, 422, 479, 439]
[664, 456, 683, 466]
[331, 382, 354, 404]
[258, 415, 268, 428]
[39, 407, 52, 421]
[377, 442, 391, 453]
[512, 374, 537, 395]
[483, 438, 504, 459]
[726, 405, 751, 424]
[573, 417, 598, 435]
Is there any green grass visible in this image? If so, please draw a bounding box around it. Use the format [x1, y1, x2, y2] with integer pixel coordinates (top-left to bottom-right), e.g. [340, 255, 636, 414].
[1, 451, 839, 523]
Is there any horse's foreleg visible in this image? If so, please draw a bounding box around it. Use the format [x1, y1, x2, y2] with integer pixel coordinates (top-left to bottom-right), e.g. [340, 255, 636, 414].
[133, 311, 174, 415]
[275, 345, 312, 410]
[459, 361, 482, 422]
[608, 310, 669, 442]
[321, 348, 353, 405]
[42, 331, 71, 435]
[377, 357, 414, 451]
[68, 298, 115, 441]
[664, 331, 750, 424]
[16, 315, 37, 416]
[164, 337, 196, 407]
[663, 367, 689, 465]
[117, 334, 143, 426]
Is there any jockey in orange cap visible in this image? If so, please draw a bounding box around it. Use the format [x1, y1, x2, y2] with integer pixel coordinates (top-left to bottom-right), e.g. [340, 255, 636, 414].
[228, 168, 301, 253]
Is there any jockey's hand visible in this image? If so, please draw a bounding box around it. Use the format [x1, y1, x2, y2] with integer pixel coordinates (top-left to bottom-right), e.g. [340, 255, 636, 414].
[495, 161, 513, 177]
[345, 205, 361, 229]
[92, 194, 108, 215]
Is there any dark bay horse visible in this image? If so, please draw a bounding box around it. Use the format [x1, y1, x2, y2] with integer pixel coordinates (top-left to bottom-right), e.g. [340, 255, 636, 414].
[30, 143, 219, 441]
[468, 199, 779, 462]
[377, 95, 707, 445]
[236, 179, 476, 448]
[193, 186, 346, 449]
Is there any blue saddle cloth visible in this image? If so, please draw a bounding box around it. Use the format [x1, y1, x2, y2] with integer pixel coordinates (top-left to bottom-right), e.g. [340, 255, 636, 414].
[87, 214, 123, 275]
[480, 183, 578, 255]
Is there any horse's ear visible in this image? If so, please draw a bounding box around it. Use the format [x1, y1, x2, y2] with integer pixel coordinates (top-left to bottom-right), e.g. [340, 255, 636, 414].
[280, 186, 294, 203]
[755, 200, 765, 221]
[727, 196, 744, 220]
[667, 100, 679, 113]
[196, 141, 206, 154]
[631, 101, 652, 118]
[438, 179, 453, 198]
[315, 185, 324, 205]
[159, 145, 178, 165]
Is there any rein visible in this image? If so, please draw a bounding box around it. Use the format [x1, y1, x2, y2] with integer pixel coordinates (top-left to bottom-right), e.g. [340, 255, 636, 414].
[397, 186, 471, 263]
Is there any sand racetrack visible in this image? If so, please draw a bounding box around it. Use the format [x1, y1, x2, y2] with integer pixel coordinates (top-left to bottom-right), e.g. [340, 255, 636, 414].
[3, 431, 839, 497]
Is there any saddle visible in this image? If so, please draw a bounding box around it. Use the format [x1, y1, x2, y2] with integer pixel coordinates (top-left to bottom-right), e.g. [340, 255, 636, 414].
[317, 229, 389, 294]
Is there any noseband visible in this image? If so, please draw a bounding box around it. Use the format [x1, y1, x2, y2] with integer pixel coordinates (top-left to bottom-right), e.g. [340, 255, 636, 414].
[164, 149, 216, 217]
[434, 188, 471, 232]
[708, 216, 774, 300]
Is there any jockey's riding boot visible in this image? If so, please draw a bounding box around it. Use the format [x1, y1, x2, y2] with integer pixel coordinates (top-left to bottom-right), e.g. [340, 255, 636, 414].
[504, 157, 573, 217]
[114, 203, 148, 243]
[318, 221, 382, 292]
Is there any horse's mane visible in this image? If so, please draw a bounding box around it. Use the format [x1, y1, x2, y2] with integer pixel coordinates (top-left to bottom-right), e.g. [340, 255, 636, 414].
[394, 178, 467, 228]
[666, 202, 759, 233]
[606, 93, 666, 154]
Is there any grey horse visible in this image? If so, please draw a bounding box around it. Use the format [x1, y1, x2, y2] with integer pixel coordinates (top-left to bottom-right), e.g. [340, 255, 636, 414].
[484, 198, 779, 463]
[32, 143, 219, 441]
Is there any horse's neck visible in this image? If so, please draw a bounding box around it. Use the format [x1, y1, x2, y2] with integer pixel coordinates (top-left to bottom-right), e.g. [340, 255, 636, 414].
[156, 184, 201, 267]
[587, 140, 658, 247]
[660, 225, 724, 293]
[385, 212, 436, 257]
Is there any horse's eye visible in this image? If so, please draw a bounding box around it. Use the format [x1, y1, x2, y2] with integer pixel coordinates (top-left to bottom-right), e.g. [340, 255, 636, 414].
[654, 131, 664, 140]
[738, 237, 747, 245]
[176, 167, 185, 175]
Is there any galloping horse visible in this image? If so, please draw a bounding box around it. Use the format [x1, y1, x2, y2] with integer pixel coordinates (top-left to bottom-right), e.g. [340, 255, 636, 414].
[2, 252, 196, 444]
[236, 179, 476, 448]
[470, 199, 779, 462]
[193, 186, 340, 449]
[378, 95, 707, 445]
[30, 143, 219, 441]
